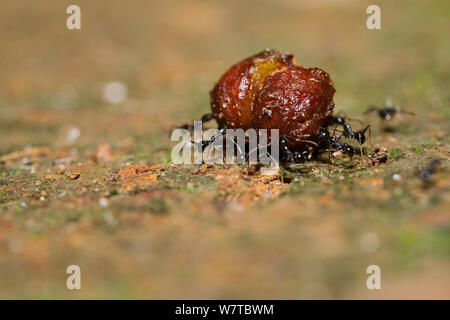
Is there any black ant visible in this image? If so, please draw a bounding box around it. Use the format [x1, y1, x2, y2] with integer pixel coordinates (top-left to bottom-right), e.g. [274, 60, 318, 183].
[420, 158, 441, 181]
[364, 97, 415, 120]
[181, 113, 369, 166]
[178, 113, 223, 150]
[328, 115, 370, 145]
[279, 119, 366, 164]
[279, 138, 312, 163]
[179, 113, 215, 130]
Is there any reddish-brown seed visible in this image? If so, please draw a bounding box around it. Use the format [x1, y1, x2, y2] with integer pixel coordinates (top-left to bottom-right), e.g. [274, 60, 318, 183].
[210, 50, 335, 149]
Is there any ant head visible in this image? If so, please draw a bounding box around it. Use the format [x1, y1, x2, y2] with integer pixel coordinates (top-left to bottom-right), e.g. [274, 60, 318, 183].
[356, 132, 365, 144]
[357, 125, 370, 144]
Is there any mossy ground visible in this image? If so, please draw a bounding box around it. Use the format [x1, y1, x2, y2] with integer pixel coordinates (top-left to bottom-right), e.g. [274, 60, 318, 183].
[0, 0, 448, 298]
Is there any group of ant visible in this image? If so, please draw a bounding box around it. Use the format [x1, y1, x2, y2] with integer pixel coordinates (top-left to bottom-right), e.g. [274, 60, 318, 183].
[282, 98, 415, 164]
[180, 98, 414, 166]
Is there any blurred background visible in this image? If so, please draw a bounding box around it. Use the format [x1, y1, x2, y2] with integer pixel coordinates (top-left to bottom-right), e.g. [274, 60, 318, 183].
[0, 0, 448, 299]
[1, 0, 448, 155]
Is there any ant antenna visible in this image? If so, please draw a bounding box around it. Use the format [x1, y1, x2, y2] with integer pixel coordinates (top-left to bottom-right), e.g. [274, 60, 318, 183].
[401, 109, 415, 116]
[363, 105, 377, 115]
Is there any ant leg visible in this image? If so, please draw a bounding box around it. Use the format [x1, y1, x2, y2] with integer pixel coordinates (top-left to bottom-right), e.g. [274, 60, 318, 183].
[329, 116, 356, 140]
[330, 115, 343, 136]
[331, 116, 369, 145]
[279, 138, 309, 163]
[332, 114, 363, 125]
[364, 105, 378, 115]
[399, 109, 415, 117]
[292, 151, 308, 163]
[280, 137, 294, 162]
[316, 126, 357, 162]
[201, 113, 215, 123]
[358, 144, 366, 165]
[329, 116, 357, 140]
[346, 117, 364, 124]
[328, 135, 354, 158]
[179, 113, 216, 130]
[200, 127, 226, 150]
[365, 125, 373, 147]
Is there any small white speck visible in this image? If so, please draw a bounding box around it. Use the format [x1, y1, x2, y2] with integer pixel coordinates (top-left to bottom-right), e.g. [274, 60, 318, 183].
[102, 81, 128, 104]
[392, 174, 402, 181]
[65, 127, 81, 145]
[99, 197, 109, 207]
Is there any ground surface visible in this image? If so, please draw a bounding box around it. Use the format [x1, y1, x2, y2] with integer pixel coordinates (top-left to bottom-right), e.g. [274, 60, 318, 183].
[0, 0, 448, 299]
